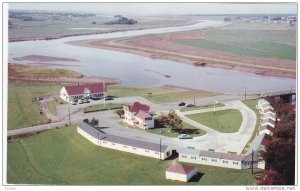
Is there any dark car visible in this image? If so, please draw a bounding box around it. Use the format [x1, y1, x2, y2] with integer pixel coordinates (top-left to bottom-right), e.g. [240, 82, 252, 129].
[178, 102, 186, 106]
[186, 104, 194, 107]
[105, 96, 114, 101]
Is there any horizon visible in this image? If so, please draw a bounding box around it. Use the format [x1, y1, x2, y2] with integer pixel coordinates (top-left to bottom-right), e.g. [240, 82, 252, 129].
[8, 3, 297, 15]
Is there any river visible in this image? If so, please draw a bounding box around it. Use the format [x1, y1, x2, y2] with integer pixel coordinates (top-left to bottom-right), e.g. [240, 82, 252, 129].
[8, 20, 295, 94]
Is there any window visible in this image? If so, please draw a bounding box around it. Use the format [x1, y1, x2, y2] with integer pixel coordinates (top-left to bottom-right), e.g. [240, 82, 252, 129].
[145, 150, 149, 153]
[123, 146, 127, 148]
[191, 156, 196, 160]
[111, 143, 115, 146]
[103, 141, 107, 144]
[202, 157, 207, 161]
[223, 160, 228, 164]
[181, 155, 187, 158]
[155, 152, 159, 155]
[132, 147, 137, 150]
[233, 162, 239, 165]
[212, 159, 217, 162]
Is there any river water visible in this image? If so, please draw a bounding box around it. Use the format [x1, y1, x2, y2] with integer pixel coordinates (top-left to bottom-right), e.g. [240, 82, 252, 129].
[8, 20, 295, 94]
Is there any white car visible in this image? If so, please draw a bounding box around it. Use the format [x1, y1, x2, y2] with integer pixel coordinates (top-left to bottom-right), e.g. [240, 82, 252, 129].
[78, 99, 83, 104]
[178, 134, 192, 139]
[70, 101, 76, 105]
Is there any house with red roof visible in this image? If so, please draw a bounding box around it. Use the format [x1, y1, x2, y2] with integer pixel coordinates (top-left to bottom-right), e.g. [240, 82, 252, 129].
[123, 102, 154, 129]
[165, 163, 197, 182]
[60, 83, 107, 103]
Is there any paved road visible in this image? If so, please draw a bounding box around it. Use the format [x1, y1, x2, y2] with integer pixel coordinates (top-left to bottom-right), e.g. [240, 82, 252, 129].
[7, 95, 257, 154]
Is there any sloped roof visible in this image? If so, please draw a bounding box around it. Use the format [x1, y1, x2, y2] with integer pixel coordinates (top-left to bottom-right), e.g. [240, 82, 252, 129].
[65, 83, 105, 95]
[259, 125, 274, 132]
[77, 122, 168, 152]
[166, 163, 196, 175]
[262, 113, 276, 119]
[129, 102, 150, 113]
[262, 108, 275, 113]
[135, 110, 151, 120]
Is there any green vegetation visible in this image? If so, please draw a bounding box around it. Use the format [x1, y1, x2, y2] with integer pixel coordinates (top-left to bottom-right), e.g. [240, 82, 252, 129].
[107, 85, 217, 104]
[8, 82, 62, 130]
[186, 109, 243, 133]
[8, 63, 82, 78]
[83, 103, 123, 113]
[47, 101, 57, 115]
[241, 99, 260, 154]
[7, 125, 257, 185]
[176, 26, 296, 61]
[180, 103, 225, 112]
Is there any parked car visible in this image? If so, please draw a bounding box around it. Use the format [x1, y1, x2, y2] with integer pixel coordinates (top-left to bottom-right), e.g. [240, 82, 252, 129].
[35, 96, 43, 101]
[83, 99, 90, 103]
[105, 96, 114, 101]
[70, 101, 76, 105]
[78, 99, 83, 104]
[178, 102, 186, 106]
[186, 104, 194, 107]
[178, 134, 193, 139]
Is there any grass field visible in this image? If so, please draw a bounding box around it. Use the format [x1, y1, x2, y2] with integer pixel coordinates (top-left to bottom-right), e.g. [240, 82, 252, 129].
[8, 82, 62, 130]
[8, 63, 82, 78]
[180, 103, 225, 112]
[176, 25, 296, 61]
[83, 103, 123, 113]
[107, 85, 217, 104]
[241, 99, 260, 154]
[186, 109, 243, 133]
[7, 125, 257, 185]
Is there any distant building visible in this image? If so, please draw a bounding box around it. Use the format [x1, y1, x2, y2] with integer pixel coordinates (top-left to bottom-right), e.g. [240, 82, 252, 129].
[60, 83, 106, 103]
[77, 122, 172, 160]
[165, 163, 197, 182]
[123, 102, 154, 129]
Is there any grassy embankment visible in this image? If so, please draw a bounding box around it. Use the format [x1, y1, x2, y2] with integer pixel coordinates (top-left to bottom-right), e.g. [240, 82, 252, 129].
[176, 23, 296, 61]
[107, 85, 217, 104]
[83, 103, 123, 113]
[186, 109, 243, 133]
[241, 99, 260, 154]
[7, 125, 257, 185]
[8, 82, 62, 130]
[8, 64, 81, 130]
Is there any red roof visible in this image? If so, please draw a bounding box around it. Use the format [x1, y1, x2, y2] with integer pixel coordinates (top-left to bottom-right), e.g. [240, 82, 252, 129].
[135, 110, 151, 120]
[263, 108, 275, 113]
[65, 83, 106, 95]
[129, 102, 150, 113]
[166, 163, 196, 175]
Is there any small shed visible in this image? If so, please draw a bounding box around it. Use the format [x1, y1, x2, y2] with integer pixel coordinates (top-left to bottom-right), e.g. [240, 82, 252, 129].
[165, 163, 197, 182]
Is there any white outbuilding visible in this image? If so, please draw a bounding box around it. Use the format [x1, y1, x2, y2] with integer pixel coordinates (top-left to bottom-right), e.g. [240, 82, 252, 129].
[165, 163, 197, 182]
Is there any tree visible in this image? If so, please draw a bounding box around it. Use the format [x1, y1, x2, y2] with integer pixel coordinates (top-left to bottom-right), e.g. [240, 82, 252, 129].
[83, 118, 89, 124]
[158, 110, 182, 130]
[115, 109, 124, 118]
[91, 117, 99, 127]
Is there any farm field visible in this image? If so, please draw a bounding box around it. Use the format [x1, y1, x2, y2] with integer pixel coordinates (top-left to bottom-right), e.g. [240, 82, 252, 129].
[186, 109, 243, 133]
[7, 125, 257, 185]
[176, 29, 296, 61]
[107, 85, 217, 104]
[7, 82, 62, 130]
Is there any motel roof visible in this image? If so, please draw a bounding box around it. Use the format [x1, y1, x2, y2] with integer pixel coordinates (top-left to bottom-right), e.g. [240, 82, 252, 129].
[259, 125, 275, 132]
[78, 122, 168, 152]
[260, 103, 274, 110]
[262, 108, 275, 114]
[129, 102, 150, 113]
[261, 118, 275, 125]
[258, 99, 269, 106]
[247, 134, 265, 153]
[64, 83, 106, 95]
[166, 163, 196, 175]
[262, 113, 276, 119]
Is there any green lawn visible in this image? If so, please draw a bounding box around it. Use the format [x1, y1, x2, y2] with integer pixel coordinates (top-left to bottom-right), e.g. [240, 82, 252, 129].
[176, 28, 296, 61]
[241, 99, 260, 154]
[47, 101, 57, 115]
[83, 103, 123, 113]
[8, 82, 62, 130]
[7, 125, 257, 185]
[186, 109, 243, 133]
[107, 85, 217, 104]
[180, 103, 225, 112]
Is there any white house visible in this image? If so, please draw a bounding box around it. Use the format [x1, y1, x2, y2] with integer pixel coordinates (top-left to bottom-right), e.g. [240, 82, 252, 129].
[259, 125, 275, 136]
[60, 83, 107, 103]
[261, 118, 275, 128]
[178, 148, 264, 170]
[165, 163, 197, 182]
[123, 102, 154, 129]
[77, 122, 171, 160]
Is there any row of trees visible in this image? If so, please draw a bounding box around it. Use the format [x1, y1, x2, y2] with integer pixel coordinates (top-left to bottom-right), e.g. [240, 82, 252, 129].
[258, 98, 295, 185]
[83, 117, 99, 127]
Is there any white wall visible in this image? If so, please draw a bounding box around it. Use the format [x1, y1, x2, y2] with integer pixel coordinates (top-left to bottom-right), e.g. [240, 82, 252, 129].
[60, 87, 69, 102]
[166, 171, 188, 182]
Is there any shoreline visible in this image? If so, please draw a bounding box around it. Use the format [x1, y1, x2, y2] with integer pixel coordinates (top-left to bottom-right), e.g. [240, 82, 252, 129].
[67, 39, 296, 79]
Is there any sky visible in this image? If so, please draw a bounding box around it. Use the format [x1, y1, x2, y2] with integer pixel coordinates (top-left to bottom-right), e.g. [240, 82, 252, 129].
[9, 3, 297, 15]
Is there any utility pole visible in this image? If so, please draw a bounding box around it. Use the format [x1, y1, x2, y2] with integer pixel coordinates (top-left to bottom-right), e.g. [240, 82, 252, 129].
[244, 87, 247, 101]
[193, 95, 196, 106]
[159, 138, 162, 161]
[68, 105, 71, 126]
[251, 150, 254, 174]
[213, 94, 216, 115]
